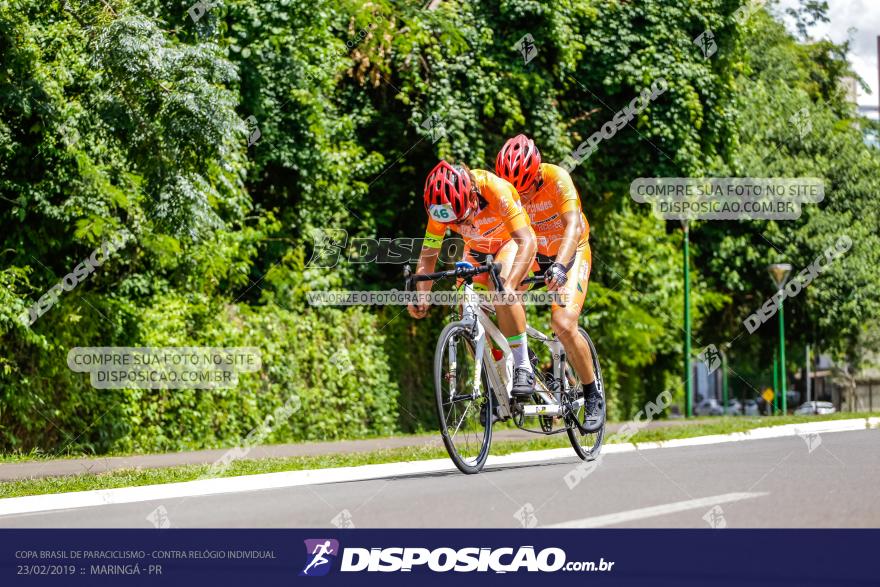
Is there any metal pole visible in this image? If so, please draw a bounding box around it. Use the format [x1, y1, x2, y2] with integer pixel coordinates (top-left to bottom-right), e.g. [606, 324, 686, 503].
[722, 350, 729, 416]
[805, 344, 811, 404]
[684, 222, 692, 418]
[779, 296, 787, 414]
[773, 348, 779, 415]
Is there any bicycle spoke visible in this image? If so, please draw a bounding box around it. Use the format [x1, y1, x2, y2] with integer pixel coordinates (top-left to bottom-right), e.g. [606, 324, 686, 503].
[448, 399, 475, 441]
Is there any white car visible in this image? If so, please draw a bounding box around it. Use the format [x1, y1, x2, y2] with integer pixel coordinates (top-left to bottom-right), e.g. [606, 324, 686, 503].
[694, 398, 724, 416]
[794, 401, 836, 415]
[723, 399, 743, 415]
[743, 399, 760, 416]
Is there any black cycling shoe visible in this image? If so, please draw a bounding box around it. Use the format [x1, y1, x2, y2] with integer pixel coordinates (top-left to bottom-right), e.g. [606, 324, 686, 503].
[511, 367, 536, 398]
[582, 383, 605, 433]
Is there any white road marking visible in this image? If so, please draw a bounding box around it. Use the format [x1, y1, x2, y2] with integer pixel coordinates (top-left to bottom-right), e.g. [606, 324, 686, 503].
[0, 418, 871, 518]
[543, 492, 768, 528]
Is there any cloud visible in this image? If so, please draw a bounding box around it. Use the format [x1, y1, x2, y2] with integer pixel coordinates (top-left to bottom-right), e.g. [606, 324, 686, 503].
[774, 0, 879, 106]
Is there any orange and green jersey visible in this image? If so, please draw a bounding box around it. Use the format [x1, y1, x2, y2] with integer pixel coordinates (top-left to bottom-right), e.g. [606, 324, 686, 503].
[522, 163, 589, 258]
[424, 169, 532, 253]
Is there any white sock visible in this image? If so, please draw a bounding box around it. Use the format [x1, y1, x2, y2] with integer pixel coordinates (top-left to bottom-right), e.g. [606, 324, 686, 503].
[507, 333, 531, 370]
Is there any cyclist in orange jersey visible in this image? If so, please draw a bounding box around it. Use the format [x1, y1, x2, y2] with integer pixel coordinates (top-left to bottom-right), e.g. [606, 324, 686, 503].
[496, 135, 603, 431]
[408, 161, 538, 396]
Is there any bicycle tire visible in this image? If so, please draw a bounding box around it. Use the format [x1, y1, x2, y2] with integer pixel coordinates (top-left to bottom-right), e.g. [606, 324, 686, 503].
[566, 327, 605, 461]
[433, 321, 493, 474]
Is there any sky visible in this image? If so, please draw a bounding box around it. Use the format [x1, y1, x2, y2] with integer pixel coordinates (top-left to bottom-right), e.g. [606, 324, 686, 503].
[774, 0, 880, 108]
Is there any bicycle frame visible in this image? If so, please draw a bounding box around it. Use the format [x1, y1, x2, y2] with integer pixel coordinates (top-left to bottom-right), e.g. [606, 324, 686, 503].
[455, 281, 514, 420]
[456, 281, 583, 425]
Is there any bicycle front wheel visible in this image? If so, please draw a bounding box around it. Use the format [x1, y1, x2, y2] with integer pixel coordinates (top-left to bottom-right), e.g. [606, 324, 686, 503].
[434, 321, 493, 474]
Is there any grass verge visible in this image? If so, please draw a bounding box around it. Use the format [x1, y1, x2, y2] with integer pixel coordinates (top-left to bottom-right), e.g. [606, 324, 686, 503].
[0, 412, 875, 499]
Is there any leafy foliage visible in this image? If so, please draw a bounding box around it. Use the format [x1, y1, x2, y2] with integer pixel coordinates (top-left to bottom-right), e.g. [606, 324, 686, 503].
[1, 0, 878, 452]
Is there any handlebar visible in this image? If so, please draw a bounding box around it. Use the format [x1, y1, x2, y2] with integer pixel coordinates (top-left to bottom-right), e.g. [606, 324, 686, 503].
[521, 258, 574, 289]
[404, 260, 554, 294]
[404, 257, 503, 292]
[520, 275, 547, 287]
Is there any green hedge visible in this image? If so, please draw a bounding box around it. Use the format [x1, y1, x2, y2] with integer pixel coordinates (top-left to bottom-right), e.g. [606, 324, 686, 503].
[0, 294, 399, 454]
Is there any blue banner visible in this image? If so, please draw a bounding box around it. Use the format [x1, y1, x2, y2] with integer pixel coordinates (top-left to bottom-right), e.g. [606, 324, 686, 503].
[1, 530, 874, 586]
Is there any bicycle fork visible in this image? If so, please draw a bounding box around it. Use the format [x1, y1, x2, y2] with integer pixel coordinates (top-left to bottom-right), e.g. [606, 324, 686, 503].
[470, 321, 486, 400]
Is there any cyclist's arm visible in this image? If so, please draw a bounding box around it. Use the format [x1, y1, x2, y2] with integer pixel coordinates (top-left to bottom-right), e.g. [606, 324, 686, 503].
[414, 246, 440, 288]
[490, 175, 537, 290]
[507, 224, 537, 290]
[554, 209, 585, 268]
[408, 222, 445, 318]
[549, 166, 586, 262]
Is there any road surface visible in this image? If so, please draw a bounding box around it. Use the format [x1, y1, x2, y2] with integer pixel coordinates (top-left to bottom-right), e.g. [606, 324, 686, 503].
[0, 429, 877, 528]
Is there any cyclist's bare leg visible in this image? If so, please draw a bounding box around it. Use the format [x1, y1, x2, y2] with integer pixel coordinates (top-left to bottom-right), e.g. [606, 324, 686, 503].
[468, 240, 535, 395]
[550, 241, 594, 384]
[551, 308, 594, 384]
[496, 298, 527, 338]
[468, 241, 527, 338]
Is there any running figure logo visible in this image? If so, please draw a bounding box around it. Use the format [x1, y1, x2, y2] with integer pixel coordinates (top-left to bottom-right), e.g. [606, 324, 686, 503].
[300, 539, 339, 577]
[517, 33, 538, 64]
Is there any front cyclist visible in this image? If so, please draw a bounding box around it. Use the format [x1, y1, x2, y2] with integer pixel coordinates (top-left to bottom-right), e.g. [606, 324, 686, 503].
[495, 134, 603, 432]
[408, 161, 538, 396]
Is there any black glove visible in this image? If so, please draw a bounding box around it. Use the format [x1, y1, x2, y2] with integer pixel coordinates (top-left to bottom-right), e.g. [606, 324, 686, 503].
[544, 262, 568, 287]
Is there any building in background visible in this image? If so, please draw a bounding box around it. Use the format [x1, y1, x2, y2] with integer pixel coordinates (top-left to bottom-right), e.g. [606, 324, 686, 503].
[691, 350, 880, 415]
[793, 353, 880, 413]
[840, 76, 859, 104]
[859, 105, 879, 148]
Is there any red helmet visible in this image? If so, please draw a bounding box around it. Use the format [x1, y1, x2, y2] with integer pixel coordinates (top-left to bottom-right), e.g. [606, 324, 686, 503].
[495, 134, 541, 192]
[423, 161, 475, 223]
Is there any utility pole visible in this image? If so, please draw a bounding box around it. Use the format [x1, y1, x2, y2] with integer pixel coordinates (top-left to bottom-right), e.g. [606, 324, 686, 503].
[767, 264, 791, 415]
[721, 349, 729, 415]
[779, 297, 787, 414]
[683, 221, 692, 418]
[805, 344, 811, 404]
[773, 348, 779, 415]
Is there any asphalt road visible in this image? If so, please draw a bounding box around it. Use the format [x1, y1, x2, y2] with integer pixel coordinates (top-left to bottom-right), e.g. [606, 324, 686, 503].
[1, 429, 877, 528]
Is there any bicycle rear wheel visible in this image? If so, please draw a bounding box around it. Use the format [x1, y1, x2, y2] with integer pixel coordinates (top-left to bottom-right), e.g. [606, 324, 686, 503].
[434, 321, 493, 474]
[566, 327, 605, 460]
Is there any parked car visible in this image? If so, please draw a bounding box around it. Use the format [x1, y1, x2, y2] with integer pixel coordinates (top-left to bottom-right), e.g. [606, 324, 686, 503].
[794, 401, 836, 415]
[694, 398, 724, 416]
[723, 399, 743, 415]
[743, 399, 760, 416]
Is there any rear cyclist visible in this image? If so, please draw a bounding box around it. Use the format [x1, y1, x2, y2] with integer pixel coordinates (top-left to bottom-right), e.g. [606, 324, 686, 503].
[408, 160, 538, 396]
[495, 134, 603, 431]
